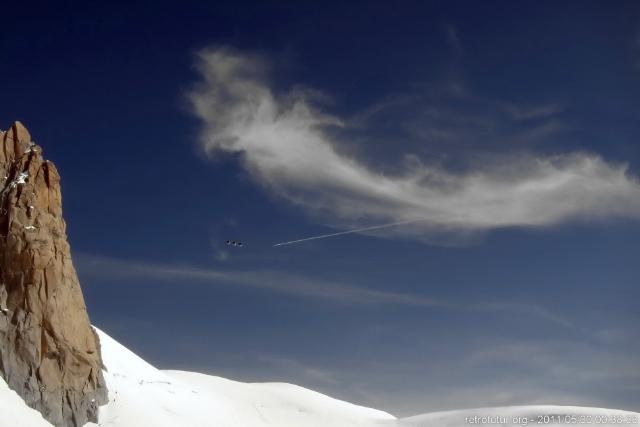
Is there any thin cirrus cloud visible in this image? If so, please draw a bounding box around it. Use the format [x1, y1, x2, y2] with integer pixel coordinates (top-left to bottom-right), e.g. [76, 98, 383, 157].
[187, 48, 640, 239]
[74, 253, 444, 307]
[75, 253, 577, 331]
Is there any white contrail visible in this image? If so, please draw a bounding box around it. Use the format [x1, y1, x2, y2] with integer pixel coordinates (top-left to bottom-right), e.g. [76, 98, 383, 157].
[273, 218, 426, 247]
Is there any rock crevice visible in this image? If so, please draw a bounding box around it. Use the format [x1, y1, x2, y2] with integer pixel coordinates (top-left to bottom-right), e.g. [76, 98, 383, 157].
[0, 121, 107, 427]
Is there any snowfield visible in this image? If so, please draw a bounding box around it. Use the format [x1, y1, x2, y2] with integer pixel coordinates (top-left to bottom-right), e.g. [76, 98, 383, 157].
[398, 406, 640, 427]
[0, 328, 638, 427]
[87, 329, 393, 427]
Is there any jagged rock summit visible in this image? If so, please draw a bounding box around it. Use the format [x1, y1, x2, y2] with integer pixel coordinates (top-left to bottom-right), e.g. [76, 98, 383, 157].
[0, 122, 107, 426]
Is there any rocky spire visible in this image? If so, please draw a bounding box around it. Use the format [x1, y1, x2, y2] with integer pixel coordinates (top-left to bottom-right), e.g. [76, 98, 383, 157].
[0, 122, 107, 426]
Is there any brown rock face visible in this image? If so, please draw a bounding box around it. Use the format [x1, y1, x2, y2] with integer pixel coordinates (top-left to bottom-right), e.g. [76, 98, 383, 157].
[0, 122, 107, 426]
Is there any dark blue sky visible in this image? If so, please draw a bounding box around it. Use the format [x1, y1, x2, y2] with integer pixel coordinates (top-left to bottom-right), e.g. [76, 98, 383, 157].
[1, 0, 639, 416]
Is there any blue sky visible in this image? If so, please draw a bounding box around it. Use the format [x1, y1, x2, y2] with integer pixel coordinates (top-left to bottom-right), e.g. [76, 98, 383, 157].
[1, 0, 639, 416]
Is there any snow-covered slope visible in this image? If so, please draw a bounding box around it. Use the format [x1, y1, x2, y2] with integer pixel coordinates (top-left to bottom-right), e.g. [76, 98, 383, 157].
[1, 328, 638, 427]
[88, 328, 394, 427]
[398, 406, 639, 427]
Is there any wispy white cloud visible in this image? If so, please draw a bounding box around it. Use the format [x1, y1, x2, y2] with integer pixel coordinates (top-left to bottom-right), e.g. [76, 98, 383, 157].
[187, 48, 640, 241]
[502, 102, 565, 121]
[465, 340, 640, 384]
[634, 29, 640, 71]
[344, 336, 640, 415]
[212, 247, 229, 262]
[75, 253, 445, 307]
[444, 23, 463, 55]
[243, 336, 640, 417]
[253, 355, 341, 385]
[76, 253, 577, 332]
